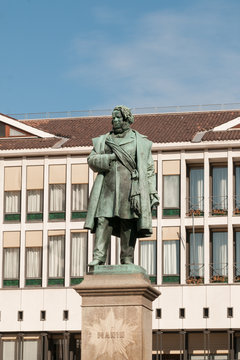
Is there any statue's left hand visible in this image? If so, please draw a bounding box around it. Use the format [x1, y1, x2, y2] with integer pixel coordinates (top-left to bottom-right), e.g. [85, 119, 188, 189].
[150, 193, 160, 208]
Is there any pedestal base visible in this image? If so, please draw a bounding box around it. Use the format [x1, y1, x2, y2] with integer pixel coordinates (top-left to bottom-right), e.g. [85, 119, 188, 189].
[74, 265, 160, 360]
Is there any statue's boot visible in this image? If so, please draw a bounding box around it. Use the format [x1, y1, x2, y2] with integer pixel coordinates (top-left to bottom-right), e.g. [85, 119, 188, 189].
[88, 259, 105, 266]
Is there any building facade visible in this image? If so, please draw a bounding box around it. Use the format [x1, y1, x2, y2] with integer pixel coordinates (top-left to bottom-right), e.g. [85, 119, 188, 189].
[0, 110, 240, 359]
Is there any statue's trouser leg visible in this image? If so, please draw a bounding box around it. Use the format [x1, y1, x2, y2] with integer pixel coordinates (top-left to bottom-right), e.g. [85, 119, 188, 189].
[120, 219, 137, 264]
[93, 217, 113, 263]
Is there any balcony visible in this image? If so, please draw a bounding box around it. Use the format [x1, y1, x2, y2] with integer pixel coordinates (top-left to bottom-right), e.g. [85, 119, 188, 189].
[186, 196, 204, 217]
[234, 263, 240, 282]
[210, 263, 228, 283]
[233, 195, 240, 215]
[211, 196, 228, 216]
[186, 263, 204, 284]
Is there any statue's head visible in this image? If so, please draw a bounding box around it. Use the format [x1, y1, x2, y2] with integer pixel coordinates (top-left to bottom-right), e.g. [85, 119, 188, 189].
[112, 105, 134, 134]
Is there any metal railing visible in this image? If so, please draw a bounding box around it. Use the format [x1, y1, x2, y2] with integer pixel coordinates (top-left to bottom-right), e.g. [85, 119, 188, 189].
[186, 263, 204, 284]
[211, 196, 228, 215]
[7, 102, 240, 120]
[186, 196, 204, 216]
[210, 263, 228, 282]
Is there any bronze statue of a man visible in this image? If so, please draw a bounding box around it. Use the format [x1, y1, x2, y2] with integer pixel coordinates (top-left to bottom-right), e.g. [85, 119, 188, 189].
[84, 105, 159, 266]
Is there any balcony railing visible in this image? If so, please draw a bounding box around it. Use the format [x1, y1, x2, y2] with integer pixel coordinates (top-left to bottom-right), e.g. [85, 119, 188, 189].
[234, 263, 240, 282]
[233, 195, 240, 215]
[210, 263, 228, 283]
[186, 263, 204, 284]
[211, 196, 228, 216]
[186, 196, 204, 217]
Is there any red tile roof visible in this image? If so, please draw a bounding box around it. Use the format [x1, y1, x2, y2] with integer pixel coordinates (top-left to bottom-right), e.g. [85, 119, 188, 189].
[1, 109, 240, 151]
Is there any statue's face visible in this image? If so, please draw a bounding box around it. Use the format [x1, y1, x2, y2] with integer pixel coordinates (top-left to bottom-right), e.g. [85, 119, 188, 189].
[112, 110, 130, 134]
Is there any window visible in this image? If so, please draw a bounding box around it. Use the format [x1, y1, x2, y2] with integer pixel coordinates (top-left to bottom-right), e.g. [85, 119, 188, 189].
[139, 240, 157, 280]
[234, 165, 240, 215]
[163, 175, 180, 216]
[227, 307, 233, 318]
[179, 308, 185, 318]
[71, 184, 88, 219]
[4, 167, 21, 221]
[70, 232, 87, 285]
[2, 339, 16, 359]
[162, 160, 180, 217]
[25, 231, 42, 286]
[49, 165, 66, 220]
[211, 166, 228, 215]
[162, 227, 180, 283]
[71, 164, 88, 219]
[156, 308, 162, 319]
[187, 232, 204, 284]
[48, 234, 65, 286]
[234, 231, 240, 282]
[187, 167, 204, 216]
[203, 307, 209, 318]
[3, 248, 20, 286]
[211, 231, 228, 282]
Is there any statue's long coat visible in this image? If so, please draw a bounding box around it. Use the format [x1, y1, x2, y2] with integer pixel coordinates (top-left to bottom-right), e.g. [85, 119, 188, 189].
[84, 130, 157, 238]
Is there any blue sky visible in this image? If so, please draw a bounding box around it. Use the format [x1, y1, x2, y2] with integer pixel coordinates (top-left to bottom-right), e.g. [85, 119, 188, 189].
[0, 0, 240, 115]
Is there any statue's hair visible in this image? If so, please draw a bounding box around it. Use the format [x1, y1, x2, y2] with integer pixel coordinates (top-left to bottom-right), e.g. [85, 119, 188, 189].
[113, 105, 134, 124]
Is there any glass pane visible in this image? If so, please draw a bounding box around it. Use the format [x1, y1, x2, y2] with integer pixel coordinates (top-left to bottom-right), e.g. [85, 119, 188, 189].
[4, 248, 19, 279]
[163, 240, 179, 275]
[139, 240, 156, 275]
[163, 175, 179, 208]
[189, 168, 204, 211]
[72, 184, 88, 211]
[49, 184, 65, 212]
[23, 341, 38, 360]
[189, 233, 204, 276]
[26, 248, 42, 278]
[3, 341, 15, 360]
[5, 191, 20, 213]
[212, 232, 228, 276]
[236, 232, 240, 276]
[71, 233, 87, 277]
[49, 236, 65, 277]
[235, 166, 240, 208]
[212, 167, 228, 210]
[27, 190, 43, 213]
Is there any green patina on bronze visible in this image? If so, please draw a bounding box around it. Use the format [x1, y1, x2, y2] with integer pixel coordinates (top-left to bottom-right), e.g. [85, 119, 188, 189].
[89, 264, 147, 276]
[84, 105, 159, 267]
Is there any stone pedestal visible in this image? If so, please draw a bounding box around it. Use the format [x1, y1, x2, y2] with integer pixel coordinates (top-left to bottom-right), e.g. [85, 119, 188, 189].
[74, 265, 160, 360]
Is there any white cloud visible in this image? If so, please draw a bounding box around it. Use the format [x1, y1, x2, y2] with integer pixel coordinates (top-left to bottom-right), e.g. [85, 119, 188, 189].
[65, 4, 240, 109]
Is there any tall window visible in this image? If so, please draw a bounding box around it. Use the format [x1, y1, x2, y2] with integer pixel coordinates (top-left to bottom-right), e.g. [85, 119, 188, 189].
[48, 234, 65, 285]
[187, 167, 204, 216]
[27, 165, 44, 221]
[162, 161, 180, 217]
[211, 231, 228, 282]
[234, 231, 240, 281]
[70, 232, 87, 285]
[3, 231, 20, 287]
[23, 340, 38, 360]
[49, 165, 66, 220]
[139, 240, 157, 279]
[187, 232, 204, 284]
[71, 164, 89, 219]
[234, 165, 240, 215]
[212, 166, 228, 215]
[2, 340, 16, 360]
[25, 231, 42, 286]
[162, 227, 180, 283]
[4, 166, 22, 222]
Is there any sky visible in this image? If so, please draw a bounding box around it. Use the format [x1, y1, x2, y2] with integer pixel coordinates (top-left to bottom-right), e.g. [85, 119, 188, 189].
[0, 0, 240, 116]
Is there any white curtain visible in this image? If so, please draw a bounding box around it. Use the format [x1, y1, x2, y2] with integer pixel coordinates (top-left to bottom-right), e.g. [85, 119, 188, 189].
[190, 168, 204, 211]
[236, 232, 240, 275]
[4, 248, 19, 278]
[23, 341, 38, 360]
[49, 236, 64, 277]
[235, 166, 240, 208]
[163, 240, 179, 275]
[140, 240, 156, 275]
[27, 190, 42, 212]
[26, 248, 41, 278]
[163, 176, 179, 208]
[72, 184, 88, 211]
[190, 233, 204, 277]
[212, 167, 228, 210]
[213, 232, 228, 276]
[49, 185, 65, 212]
[5, 191, 20, 213]
[71, 233, 87, 276]
[2, 341, 15, 360]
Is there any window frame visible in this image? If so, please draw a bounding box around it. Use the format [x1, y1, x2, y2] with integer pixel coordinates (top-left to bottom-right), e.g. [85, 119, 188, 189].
[48, 184, 66, 221]
[186, 229, 204, 284]
[4, 190, 21, 222]
[210, 164, 228, 216]
[210, 229, 228, 283]
[70, 231, 88, 285]
[186, 165, 204, 217]
[162, 239, 180, 284]
[162, 174, 180, 217]
[71, 183, 88, 220]
[48, 234, 65, 286]
[3, 247, 20, 287]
